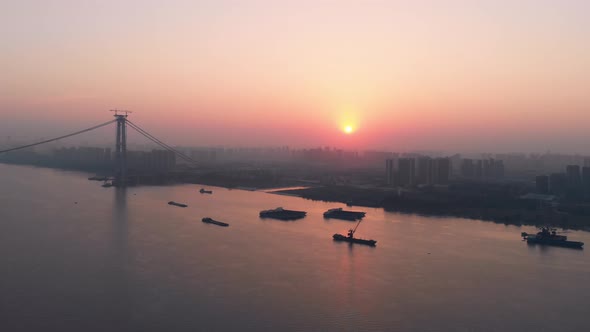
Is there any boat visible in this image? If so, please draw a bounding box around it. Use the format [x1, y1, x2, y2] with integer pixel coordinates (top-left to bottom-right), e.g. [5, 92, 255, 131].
[332, 216, 376, 246]
[101, 181, 113, 188]
[168, 201, 188, 208]
[333, 233, 376, 246]
[259, 207, 306, 220]
[521, 227, 584, 249]
[89, 176, 108, 181]
[202, 217, 229, 227]
[199, 188, 213, 194]
[323, 208, 366, 221]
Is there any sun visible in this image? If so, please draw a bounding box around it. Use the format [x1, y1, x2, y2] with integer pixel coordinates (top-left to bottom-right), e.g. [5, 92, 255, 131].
[342, 125, 356, 134]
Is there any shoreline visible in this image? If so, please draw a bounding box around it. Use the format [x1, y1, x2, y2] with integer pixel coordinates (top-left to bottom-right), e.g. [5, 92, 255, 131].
[275, 186, 590, 231]
[4, 161, 590, 231]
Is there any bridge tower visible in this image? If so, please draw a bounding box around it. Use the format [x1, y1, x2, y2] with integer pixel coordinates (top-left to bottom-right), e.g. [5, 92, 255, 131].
[111, 110, 131, 186]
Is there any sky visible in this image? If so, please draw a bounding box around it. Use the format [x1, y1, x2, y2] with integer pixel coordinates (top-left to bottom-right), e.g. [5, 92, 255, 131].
[1, 0, 589, 153]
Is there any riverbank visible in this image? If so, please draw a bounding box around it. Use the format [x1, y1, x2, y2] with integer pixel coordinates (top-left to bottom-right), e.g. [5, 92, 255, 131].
[4, 159, 590, 230]
[277, 185, 590, 230]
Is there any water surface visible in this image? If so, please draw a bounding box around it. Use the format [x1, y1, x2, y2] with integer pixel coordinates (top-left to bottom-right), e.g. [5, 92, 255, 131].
[1, 164, 589, 331]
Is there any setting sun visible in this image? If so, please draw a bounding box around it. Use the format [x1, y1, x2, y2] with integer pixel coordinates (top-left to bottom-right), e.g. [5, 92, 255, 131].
[343, 125, 354, 134]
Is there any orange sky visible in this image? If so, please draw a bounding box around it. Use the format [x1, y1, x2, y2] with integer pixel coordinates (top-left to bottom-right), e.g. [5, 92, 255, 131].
[1, 1, 589, 153]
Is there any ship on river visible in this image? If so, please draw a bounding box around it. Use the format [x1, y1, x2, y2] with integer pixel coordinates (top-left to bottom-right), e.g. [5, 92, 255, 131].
[202, 217, 229, 227]
[259, 207, 306, 220]
[332, 217, 376, 246]
[168, 201, 188, 208]
[521, 227, 584, 249]
[323, 208, 366, 221]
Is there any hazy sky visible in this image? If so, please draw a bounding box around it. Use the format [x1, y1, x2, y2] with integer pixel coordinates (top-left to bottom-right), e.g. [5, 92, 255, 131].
[1, 0, 589, 153]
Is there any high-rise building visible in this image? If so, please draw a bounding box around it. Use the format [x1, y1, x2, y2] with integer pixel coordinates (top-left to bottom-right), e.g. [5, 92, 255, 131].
[461, 159, 475, 178]
[494, 160, 505, 178]
[461, 158, 503, 180]
[475, 160, 483, 178]
[566, 165, 581, 187]
[416, 157, 433, 185]
[535, 175, 549, 194]
[583, 166, 590, 195]
[397, 158, 415, 187]
[385, 159, 395, 186]
[549, 173, 567, 195]
[433, 157, 451, 184]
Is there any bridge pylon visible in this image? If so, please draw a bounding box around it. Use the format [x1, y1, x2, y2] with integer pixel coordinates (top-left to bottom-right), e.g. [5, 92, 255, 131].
[111, 110, 132, 187]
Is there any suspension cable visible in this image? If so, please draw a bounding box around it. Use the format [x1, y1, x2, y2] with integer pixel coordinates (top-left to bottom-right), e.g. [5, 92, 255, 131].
[0, 119, 117, 154]
[126, 121, 198, 164]
[126, 120, 198, 163]
[127, 125, 196, 164]
[126, 121, 178, 154]
[126, 120, 193, 159]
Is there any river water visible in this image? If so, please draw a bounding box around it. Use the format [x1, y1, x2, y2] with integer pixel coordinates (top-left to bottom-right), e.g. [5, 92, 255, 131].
[1, 164, 589, 332]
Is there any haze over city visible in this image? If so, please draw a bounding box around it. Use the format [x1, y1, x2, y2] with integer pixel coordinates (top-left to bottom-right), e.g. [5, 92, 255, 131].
[2, 0, 590, 152]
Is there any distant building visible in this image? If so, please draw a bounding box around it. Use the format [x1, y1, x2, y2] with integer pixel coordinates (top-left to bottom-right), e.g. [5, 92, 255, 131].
[385, 159, 395, 186]
[549, 173, 567, 195]
[127, 149, 176, 173]
[535, 175, 549, 194]
[433, 157, 451, 184]
[583, 166, 590, 195]
[397, 158, 415, 187]
[52, 146, 112, 169]
[475, 160, 483, 178]
[461, 159, 475, 178]
[566, 165, 581, 187]
[386, 156, 451, 187]
[416, 157, 433, 185]
[460, 158, 503, 180]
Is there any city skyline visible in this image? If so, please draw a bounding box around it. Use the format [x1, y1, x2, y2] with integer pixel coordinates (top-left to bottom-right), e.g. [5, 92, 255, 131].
[2, 1, 590, 152]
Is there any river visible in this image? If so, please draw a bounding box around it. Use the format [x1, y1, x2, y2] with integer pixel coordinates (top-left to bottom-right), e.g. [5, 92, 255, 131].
[1, 164, 589, 331]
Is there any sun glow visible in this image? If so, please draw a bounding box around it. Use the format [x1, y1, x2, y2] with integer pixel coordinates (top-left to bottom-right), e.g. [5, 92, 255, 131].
[337, 103, 361, 135]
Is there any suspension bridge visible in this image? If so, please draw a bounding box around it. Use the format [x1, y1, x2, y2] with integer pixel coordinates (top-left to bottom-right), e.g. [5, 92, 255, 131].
[0, 111, 198, 186]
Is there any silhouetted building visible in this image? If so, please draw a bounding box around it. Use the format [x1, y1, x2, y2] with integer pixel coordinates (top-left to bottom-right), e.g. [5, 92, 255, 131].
[433, 157, 451, 184]
[397, 158, 415, 187]
[385, 159, 395, 185]
[566, 165, 581, 187]
[461, 159, 475, 177]
[475, 160, 483, 178]
[535, 175, 549, 194]
[128, 149, 176, 173]
[549, 173, 567, 195]
[416, 157, 433, 185]
[583, 166, 590, 196]
[460, 158, 503, 180]
[483, 158, 504, 178]
[52, 147, 112, 169]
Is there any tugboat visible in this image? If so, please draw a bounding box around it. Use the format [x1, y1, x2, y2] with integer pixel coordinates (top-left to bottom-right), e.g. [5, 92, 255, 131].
[168, 201, 188, 208]
[202, 217, 229, 227]
[323, 208, 366, 221]
[259, 207, 306, 220]
[199, 188, 213, 194]
[521, 227, 584, 249]
[333, 218, 376, 246]
[89, 176, 108, 181]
